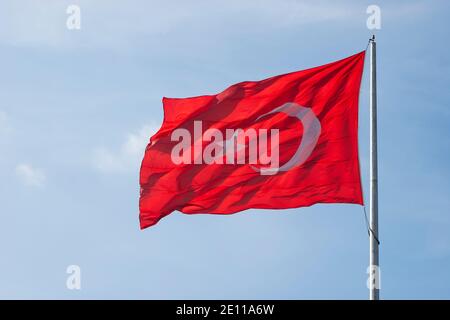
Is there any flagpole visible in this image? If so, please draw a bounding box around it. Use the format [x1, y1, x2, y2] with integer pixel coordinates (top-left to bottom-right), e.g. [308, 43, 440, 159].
[369, 35, 380, 300]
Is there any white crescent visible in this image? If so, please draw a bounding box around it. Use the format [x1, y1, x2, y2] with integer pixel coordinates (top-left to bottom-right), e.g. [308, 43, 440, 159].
[252, 102, 321, 175]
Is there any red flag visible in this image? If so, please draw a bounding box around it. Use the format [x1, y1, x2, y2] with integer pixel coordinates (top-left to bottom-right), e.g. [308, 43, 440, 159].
[140, 52, 365, 229]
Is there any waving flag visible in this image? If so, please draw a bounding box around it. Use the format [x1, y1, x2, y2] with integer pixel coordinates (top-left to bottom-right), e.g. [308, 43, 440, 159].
[139, 51, 365, 228]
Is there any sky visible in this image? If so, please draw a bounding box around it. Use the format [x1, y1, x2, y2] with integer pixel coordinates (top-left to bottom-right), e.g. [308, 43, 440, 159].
[0, 0, 449, 299]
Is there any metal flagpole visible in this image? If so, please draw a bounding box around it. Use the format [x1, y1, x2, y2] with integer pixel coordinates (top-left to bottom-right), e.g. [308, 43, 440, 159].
[369, 35, 380, 300]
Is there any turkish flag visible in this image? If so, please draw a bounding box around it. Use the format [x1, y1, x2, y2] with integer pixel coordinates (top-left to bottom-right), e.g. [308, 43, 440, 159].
[140, 51, 365, 228]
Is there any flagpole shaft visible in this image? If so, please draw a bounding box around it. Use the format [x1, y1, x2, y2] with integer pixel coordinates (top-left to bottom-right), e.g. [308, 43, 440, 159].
[369, 35, 380, 300]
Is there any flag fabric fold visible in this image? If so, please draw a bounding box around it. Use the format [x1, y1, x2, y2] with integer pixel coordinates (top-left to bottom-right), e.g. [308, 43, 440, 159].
[139, 51, 365, 229]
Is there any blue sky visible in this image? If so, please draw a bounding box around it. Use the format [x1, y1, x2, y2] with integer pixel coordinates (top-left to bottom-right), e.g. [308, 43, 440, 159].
[0, 0, 449, 299]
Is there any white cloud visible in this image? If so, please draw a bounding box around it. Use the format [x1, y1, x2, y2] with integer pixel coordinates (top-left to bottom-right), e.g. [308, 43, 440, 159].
[15, 163, 46, 187]
[93, 124, 158, 173]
